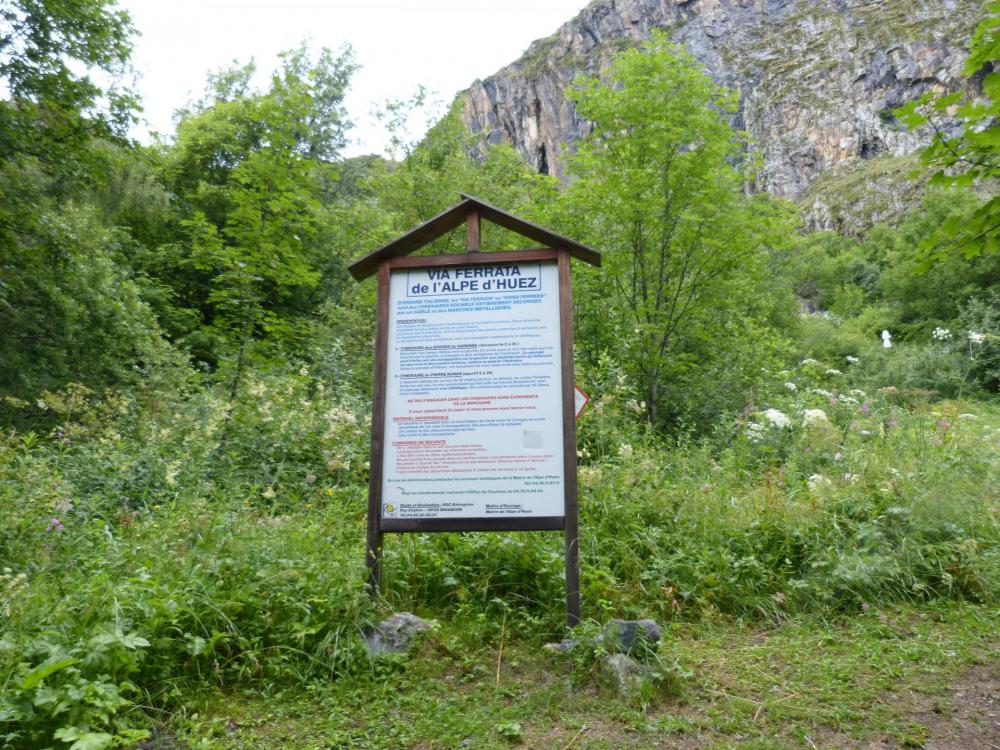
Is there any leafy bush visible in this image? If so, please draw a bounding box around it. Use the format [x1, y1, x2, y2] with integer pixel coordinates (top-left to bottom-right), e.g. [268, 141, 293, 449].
[959, 292, 1000, 392]
[3, 326, 998, 748]
[0, 374, 374, 747]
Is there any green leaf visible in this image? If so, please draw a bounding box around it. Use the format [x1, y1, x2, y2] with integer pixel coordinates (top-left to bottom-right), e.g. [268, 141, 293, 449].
[982, 71, 1000, 101]
[931, 92, 962, 110]
[120, 633, 150, 650]
[53, 727, 115, 750]
[20, 658, 79, 690]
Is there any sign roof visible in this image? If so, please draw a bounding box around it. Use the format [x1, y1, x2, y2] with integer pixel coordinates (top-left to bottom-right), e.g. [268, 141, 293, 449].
[347, 193, 601, 281]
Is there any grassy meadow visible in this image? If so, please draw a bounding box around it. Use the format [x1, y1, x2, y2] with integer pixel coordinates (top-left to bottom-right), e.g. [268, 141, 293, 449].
[2, 351, 998, 748]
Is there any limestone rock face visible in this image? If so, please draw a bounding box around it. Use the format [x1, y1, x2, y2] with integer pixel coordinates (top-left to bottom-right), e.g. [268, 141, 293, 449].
[460, 0, 980, 202]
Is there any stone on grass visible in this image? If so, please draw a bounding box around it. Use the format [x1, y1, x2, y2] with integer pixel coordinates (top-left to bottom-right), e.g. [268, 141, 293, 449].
[600, 653, 653, 696]
[598, 619, 661, 654]
[364, 612, 431, 657]
[542, 638, 577, 653]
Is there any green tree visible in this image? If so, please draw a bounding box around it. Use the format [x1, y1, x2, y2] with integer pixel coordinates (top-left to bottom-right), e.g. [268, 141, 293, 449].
[368, 95, 558, 244]
[0, 0, 159, 410]
[0, 0, 135, 173]
[0, 0, 136, 255]
[896, 2, 1000, 265]
[561, 31, 796, 427]
[154, 45, 357, 376]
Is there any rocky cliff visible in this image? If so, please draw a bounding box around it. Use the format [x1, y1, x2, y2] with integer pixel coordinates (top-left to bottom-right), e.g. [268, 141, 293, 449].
[460, 0, 982, 218]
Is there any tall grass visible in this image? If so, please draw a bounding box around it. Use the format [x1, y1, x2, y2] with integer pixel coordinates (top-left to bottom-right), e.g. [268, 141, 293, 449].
[1, 357, 998, 746]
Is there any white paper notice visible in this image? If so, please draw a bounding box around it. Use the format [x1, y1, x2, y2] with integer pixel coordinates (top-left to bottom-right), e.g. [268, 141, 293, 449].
[381, 261, 564, 520]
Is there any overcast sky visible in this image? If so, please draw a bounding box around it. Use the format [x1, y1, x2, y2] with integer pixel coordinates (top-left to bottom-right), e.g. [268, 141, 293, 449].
[119, 0, 587, 156]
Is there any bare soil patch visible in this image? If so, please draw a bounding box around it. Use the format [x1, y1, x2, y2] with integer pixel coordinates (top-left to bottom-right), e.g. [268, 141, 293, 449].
[916, 660, 1000, 750]
[814, 650, 1000, 750]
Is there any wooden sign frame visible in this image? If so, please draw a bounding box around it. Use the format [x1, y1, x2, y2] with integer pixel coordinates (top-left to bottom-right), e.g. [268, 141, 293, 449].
[348, 195, 600, 626]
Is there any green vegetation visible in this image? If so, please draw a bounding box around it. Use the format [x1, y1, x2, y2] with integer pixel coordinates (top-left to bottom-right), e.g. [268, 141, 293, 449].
[561, 31, 797, 427]
[798, 154, 922, 233]
[897, 0, 1000, 265]
[179, 604, 999, 749]
[0, 2, 998, 749]
[2, 375, 998, 746]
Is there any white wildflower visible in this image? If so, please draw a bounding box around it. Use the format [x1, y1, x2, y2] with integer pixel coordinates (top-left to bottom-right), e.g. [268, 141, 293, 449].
[845, 355, 860, 364]
[801, 358, 820, 366]
[262, 486, 277, 499]
[957, 413, 978, 420]
[299, 365, 309, 377]
[625, 399, 644, 415]
[165, 461, 181, 487]
[882, 330, 892, 348]
[745, 422, 765, 443]
[968, 331, 986, 345]
[811, 388, 832, 398]
[784, 381, 798, 392]
[802, 409, 830, 427]
[826, 368, 843, 376]
[839, 396, 858, 406]
[932, 327, 951, 341]
[807, 474, 832, 492]
[618, 443, 633, 459]
[762, 409, 791, 428]
[325, 456, 349, 471]
[849, 389, 866, 398]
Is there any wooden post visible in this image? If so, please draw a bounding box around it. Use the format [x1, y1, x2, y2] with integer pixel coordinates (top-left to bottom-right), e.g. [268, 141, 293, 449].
[558, 249, 581, 627]
[466, 209, 481, 252]
[365, 261, 391, 595]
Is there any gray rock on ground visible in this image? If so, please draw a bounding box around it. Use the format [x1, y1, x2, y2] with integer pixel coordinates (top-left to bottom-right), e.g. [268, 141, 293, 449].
[542, 638, 577, 653]
[600, 653, 653, 696]
[598, 618, 661, 654]
[364, 612, 431, 657]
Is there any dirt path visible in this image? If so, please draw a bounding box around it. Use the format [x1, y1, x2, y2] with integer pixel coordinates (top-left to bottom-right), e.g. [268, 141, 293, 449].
[913, 662, 1000, 750]
[813, 656, 1000, 750]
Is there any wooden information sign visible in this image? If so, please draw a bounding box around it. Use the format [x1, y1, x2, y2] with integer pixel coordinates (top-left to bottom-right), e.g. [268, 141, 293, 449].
[347, 194, 600, 626]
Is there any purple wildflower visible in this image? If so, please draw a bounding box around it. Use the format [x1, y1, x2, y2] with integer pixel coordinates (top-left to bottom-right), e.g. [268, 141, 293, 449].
[46, 517, 65, 533]
[861, 403, 871, 415]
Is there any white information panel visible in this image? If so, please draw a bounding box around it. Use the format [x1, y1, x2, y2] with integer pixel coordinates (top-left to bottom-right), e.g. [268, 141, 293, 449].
[381, 261, 564, 520]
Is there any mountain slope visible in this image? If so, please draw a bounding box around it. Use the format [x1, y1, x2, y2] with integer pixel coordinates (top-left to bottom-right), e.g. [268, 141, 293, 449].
[459, 0, 982, 210]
